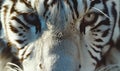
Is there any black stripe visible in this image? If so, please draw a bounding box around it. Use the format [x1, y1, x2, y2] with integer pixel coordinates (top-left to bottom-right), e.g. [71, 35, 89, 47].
[21, 47, 31, 59]
[91, 18, 110, 30]
[72, 0, 79, 18]
[9, 23, 19, 33]
[105, 2, 118, 46]
[0, 21, 1, 30]
[92, 33, 97, 36]
[18, 43, 28, 50]
[10, 0, 27, 14]
[91, 46, 101, 53]
[95, 39, 103, 42]
[119, 16, 120, 28]
[43, 0, 49, 17]
[94, 29, 101, 32]
[116, 37, 120, 50]
[20, 0, 32, 8]
[102, 29, 110, 37]
[88, 50, 99, 63]
[102, 0, 109, 16]
[10, 0, 17, 14]
[90, 0, 101, 8]
[11, 16, 30, 29]
[3, 5, 8, 13]
[111, 2, 117, 24]
[86, 44, 101, 53]
[16, 40, 25, 44]
[93, 44, 103, 49]
[80, 19, 86, 34]
[0, 0, 3, 9]
[19, 26, 24, 29]
[19, 33, 23, 36]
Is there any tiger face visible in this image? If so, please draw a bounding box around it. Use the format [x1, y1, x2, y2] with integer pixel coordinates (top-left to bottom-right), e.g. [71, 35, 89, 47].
[0, 0, 119, 71]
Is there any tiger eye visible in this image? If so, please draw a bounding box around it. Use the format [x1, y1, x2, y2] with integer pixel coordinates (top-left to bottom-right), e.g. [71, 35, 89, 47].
[81, 12, 99, 26]
[23, 13, 37, 22]
[84, 13, 96, 22]
[84, 13, 97, 22]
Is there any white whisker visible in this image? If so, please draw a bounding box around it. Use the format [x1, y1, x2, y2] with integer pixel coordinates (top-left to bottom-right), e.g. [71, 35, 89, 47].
[93, 7, 112, 21]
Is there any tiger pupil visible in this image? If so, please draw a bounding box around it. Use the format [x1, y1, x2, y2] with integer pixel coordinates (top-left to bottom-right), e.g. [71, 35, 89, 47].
[87, 14, 91, 17]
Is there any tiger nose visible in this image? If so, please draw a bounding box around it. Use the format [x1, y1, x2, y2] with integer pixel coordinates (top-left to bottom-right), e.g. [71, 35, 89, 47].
[38, 62, 81, 71]
[79, 64, 81, 69]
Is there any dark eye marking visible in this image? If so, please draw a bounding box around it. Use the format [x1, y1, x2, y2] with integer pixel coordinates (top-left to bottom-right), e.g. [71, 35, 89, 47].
[22, 12, 41, 33]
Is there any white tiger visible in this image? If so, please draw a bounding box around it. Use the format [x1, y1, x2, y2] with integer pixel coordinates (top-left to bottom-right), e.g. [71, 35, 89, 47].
[0, 0, 120, 71]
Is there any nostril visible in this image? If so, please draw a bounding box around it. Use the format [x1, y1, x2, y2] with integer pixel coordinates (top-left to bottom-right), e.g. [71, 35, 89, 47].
[39, 64, 43, 69]
[79, 64, 81, 69]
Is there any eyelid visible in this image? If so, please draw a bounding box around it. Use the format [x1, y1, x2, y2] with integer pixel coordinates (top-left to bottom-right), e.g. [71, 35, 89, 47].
[85, 12, 96, 16]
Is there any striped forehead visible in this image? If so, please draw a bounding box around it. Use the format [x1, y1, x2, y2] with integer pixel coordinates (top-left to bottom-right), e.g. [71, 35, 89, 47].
[36, 0, 110, 17]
